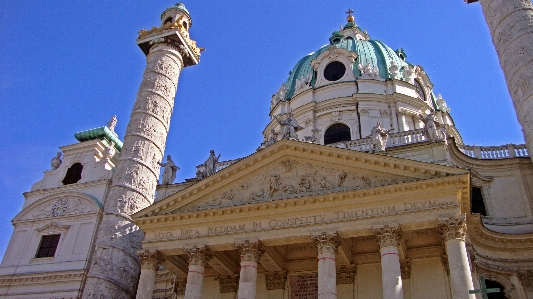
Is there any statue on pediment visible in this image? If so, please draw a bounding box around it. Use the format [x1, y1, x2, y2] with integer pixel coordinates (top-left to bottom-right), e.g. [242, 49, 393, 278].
[420, 113, 443, 143]
[51, 152, 62, 170]
[159, 155, 179, 184]
[204, 150, 221, 177]
[368, 122, 393, 152]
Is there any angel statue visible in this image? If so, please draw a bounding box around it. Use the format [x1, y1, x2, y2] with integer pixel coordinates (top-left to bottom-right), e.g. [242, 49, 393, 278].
[368, 122, 394, 152]
[275, 112, 303, 140]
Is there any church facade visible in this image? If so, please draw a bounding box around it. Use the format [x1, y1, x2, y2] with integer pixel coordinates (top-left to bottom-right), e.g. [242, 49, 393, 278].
[1, 1, 533, 299]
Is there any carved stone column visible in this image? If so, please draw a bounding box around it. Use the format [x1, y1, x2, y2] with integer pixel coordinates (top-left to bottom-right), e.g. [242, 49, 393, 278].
[184, 246, 212, 299]
[468, 0, 533, 162]
[82, 6, 200, 298]
[374, 225, 404, 299]
[236, 240, 263, 299]
[438, 216, 475, 299]
[136, 249, 163, 299]
[312, 232, 341, 299]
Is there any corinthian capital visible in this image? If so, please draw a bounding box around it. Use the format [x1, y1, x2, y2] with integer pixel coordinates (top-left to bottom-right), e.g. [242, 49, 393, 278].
[185, 245, 213, 267]
[438, 215, 467, 242]
[235, 240, 264, 263]
[373, 225, 401, 249]
[137, 249, 164, 270]
[312, 231, 341, 255]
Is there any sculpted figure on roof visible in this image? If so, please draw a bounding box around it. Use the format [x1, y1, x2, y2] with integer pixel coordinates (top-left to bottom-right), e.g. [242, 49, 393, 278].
[159, 155, 179, 184]
[368, 122, 393, 152]
[204, 150, 220, 177]
[275, 112, 303, 140]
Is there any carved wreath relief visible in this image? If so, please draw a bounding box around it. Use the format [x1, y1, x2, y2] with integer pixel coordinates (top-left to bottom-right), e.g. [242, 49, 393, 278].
[181, 159, 412, 212]
[31, 197, 90, 219]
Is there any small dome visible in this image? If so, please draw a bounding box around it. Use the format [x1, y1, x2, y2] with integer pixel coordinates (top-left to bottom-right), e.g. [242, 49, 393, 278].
[283, 30, 410, 100]
[161, 2, 190, 20]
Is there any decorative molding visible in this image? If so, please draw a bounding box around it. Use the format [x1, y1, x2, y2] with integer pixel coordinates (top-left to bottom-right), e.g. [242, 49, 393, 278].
[0, 271, 85, 285]
[519, 270, 533, 291]
[336, 265, 356, 284]
[312, 231, 341, 255]
[235, 240, 263, 263]
[184, 245, 212, 267]
[438, 215, 467, 242]
[219, 275, 239, 293]
[400, 259, 411, 279]
[373, 225, 401, 249]
[266, 271, 287, 290]
[137, 249, 163, 271]
[36, 222, 71, 234]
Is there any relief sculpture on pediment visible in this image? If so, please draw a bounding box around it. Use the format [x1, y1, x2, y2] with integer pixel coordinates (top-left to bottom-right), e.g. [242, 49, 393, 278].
[180, 159, 414, 212]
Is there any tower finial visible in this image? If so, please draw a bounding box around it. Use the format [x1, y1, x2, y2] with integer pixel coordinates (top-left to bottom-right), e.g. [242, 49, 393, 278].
[346, 8, 355, 22]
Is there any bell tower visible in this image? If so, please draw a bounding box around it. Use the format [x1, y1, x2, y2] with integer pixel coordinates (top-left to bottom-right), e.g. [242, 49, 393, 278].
[466, 0, 533, 162]
[82, 3, 202, 298]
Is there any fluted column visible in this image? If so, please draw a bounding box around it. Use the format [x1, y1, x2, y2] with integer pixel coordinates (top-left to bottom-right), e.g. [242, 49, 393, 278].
[236, 240, 263, 299]
[469, 0, 533, 162]
[438, 216, 475, 299]
[136, 249, 163, 299]
[184, 246, 212, 299]
[374, 225, 404, 299]
[312, 232, 341, 299]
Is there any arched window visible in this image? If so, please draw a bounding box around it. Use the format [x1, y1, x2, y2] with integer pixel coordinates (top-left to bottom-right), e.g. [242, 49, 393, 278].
[414, 79, 426, 101]
[62, 163, 83, 185]
[324, 123, 351, 145]
[164, 17, 173, 24]
[484, 280, 506, 299]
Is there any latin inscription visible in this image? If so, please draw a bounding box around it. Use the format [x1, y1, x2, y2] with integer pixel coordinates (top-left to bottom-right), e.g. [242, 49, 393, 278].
[290, 273, 318, 299]
[150, 200, 457, 241]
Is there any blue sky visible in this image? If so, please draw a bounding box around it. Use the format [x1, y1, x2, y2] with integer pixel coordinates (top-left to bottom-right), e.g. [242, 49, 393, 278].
[0, 1, 524, 260]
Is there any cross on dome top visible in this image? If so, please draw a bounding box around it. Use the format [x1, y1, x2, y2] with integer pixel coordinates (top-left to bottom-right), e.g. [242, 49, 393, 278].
[345, 8, 355, 23]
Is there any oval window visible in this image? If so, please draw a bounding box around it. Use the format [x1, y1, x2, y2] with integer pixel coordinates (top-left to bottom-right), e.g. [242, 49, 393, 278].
[324, 61, 346, 82]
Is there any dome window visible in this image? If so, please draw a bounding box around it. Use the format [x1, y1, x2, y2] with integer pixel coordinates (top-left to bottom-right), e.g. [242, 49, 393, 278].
[332, 38, 341, 44]
[164, 17, 173, 25]
[346, 36, 353, 41]
[324, 61, 346, 82]
[183, 21, 188, 29]
[414, 79, 426, 101]
[62, 163, 83, 185]
[324, 123, 351, 144]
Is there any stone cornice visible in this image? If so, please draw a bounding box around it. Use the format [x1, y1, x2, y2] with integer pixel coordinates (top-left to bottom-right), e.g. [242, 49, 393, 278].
[134, 174, 467, 232]
[468, 214, 533, 251]
[0, 270, 85, 286]
[23, 179, 110, 198]
[133, 140, 468, 220]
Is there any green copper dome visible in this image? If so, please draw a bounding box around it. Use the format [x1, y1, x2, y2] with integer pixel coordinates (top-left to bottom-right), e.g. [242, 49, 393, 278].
[283, 32, 411, 100]
[161, 2, 190, 20]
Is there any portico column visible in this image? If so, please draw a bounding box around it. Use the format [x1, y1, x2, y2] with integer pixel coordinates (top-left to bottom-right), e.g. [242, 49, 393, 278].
[236, 240, 263, 299]
[374, 225, 404, 299]
[136, 249, 163, 299]
[312, 232, 341, 299]
[184, 246, 213, 299]
[438, 216, 475, 299]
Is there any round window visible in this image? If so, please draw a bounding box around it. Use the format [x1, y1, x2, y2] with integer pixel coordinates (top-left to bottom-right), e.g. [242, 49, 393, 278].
[324, 61, 346, 81]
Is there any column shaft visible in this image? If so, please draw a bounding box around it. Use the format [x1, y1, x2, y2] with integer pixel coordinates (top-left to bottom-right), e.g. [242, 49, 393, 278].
[477, 0, 533, 162]
[136, 250, 162, 299]
[312, 232, 341, 299]
[236, 240, 263, 299]
[184, 246, 212, 299]
[374, 225, 403, 299]
[439, 216, 475, 299]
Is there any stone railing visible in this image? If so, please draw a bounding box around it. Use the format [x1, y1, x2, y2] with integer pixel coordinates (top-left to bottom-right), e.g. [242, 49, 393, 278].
[457, 144, 529, 159]
[331, 128, 429, 151]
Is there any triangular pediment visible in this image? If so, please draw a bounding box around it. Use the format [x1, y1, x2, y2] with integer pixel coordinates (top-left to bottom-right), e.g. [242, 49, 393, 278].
[134, 140, 468, 218]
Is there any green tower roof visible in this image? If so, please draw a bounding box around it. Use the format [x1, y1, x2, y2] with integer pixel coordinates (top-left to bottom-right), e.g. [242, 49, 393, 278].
[74, 126, 123, 151]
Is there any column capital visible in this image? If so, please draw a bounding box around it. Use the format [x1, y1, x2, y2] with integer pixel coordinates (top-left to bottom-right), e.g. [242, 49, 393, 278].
[185, 245, 213, 267]
[312, 231, 341, 255]
[235, 239, 264, 263]
[266, 271, 287, 290]
[137, 249, 164, 270]
[438, 215, 467, 242]
[373, 224, 401, 249]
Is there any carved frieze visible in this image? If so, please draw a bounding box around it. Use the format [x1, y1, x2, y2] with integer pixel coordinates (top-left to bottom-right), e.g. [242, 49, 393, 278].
[235, 240, 263, 263]
[219, 275, 239, 293]
[266, 271, 287, 290]
[400, 259, 411, 279]
[30, 197, 91, 220]
[373, 225, 401, 249]
[185, 245, 213, 267]
[312, 231, 341, 255]
[180, 158, 413, 212]
[36, 222, 71, 234]
[336, 265, 356, 284]
[438, 215, 467, 242]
